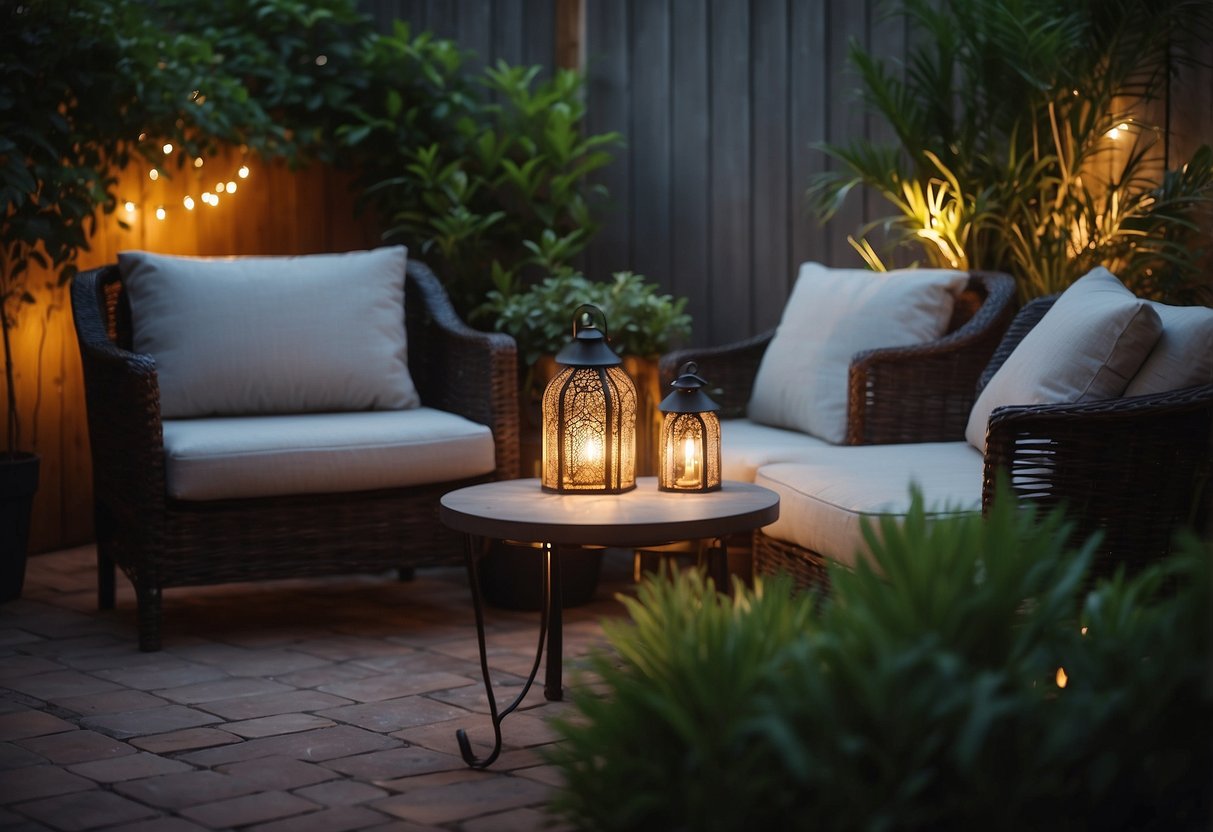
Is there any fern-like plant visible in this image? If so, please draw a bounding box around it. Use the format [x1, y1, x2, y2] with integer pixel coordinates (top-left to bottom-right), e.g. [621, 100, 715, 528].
[547, 486, 1212, 830]
[810, 0, 1213, 302]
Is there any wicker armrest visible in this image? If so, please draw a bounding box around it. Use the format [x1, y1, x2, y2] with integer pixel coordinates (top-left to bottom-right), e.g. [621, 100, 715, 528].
[660, 332, 774, 419]
[846, 271, 1017, 444]
[405, 261, 519, 480]
[981, 384, 1213, 576]
[70, 268, 169, 515]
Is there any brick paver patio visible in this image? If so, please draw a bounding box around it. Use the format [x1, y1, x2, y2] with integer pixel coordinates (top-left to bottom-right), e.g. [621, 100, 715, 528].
[0, 545, 639, 831]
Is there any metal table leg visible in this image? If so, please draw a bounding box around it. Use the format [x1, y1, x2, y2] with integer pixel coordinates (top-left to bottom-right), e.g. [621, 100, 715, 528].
[456, 535, 556, 769]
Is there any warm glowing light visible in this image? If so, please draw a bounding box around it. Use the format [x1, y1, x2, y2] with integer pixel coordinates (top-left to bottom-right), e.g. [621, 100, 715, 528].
[1055, 667, 1068, 688]
[194, 157, 204, 168]
[1081, 626, 1088, 636]
[216, 182, 226, 193]
[683, 437, 698, 480]
[201, 192, 215, 206]
[155, 206, 166, 221]
[238, 165, 250, 178]
[226, 181, 237, 194]
[149, 169, 159, 181]
[541, 306, 637, 494]
[162, 142, 173, 155]
[124, 201, 136, 215]
[580, 434, 602, 464]
[183, 196, 195, 210]
[658, 362, 722, 492]
[210, 193, 220, 207]
[315, 54, 328, 66]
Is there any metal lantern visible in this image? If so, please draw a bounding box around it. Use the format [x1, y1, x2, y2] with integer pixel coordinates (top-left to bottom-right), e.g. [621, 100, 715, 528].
[658, 362, 721, 492]
[541, 305, 637, 494]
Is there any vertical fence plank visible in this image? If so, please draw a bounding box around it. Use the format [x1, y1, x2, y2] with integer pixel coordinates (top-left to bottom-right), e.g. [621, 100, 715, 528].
[789, 0, 829, 289]
[669, 0, 711, 346]
[708, 0, 752, 343]
[584, 0, 632, 279]
[629, 0, 673, 295]
[750, 0, 791, 334]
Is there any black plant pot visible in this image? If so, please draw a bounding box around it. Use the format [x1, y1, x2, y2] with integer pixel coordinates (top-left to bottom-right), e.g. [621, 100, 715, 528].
[479, 539, 603, 611]
[0, 452, 39, 603]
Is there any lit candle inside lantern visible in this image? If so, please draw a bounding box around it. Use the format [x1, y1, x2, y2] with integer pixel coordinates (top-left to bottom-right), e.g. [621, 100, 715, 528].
[682, 436, 698, 483]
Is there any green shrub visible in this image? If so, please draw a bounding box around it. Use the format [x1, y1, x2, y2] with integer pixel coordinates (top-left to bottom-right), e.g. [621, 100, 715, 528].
[481, 270, 692, 367]
[547, 489, 1212, 830]
[809, 0, 1213, 302]
[348, 46, 623, 317]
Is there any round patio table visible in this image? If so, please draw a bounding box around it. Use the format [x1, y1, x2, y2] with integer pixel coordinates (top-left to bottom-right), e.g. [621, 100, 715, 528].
[440, 476, 779, 768]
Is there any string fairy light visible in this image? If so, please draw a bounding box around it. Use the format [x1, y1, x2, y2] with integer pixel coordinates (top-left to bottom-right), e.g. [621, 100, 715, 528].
[120, 139, 252, 226]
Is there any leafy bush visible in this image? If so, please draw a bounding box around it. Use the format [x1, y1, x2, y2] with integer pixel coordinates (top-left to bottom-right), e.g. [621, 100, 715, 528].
[346, 45, 623, 316]
[481, 270, 692, 367]
[547, 488, 1212, 830]
[809, 0, 1213, 302]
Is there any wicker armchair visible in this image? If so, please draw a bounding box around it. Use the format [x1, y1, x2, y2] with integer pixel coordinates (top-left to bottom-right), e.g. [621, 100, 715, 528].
[660, 272, 1018, 444]
[72, 259, 519, 651]
[979, 295, 1213, 581]
[752, 294, 1213, 592]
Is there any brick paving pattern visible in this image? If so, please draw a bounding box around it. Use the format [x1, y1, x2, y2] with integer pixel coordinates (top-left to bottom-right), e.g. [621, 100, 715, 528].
[0, 545, 638, 830]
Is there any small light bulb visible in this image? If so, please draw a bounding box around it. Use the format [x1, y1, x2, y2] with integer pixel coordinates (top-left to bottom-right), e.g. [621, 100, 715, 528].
[162, 142, 173, 155]
[183, 196, 195, 210]
[201, 192, 213, 205]
[149, 169, 159, 181]
[216, 182, 226, 193]
[226, 181, 237, 193]
[1080, 626, 1088, 636]
[155, 206, 166, 221]
[210, 193, 220, 207]
[238, 165, 250, 179]
[315, 55, 328, 66]
[194, 157, 204, 168]
[1055, 667, 1068, 688]
[124, 201, 136, 215]
[1117, 122, 1129, 132]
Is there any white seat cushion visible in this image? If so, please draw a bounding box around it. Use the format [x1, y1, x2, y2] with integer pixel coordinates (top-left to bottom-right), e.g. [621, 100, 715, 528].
[748, 262, 968, 443]
[1124, 302, 1213, 396]
[755, 442, 983, 569]
[720, 418, 833, 482]
[965, 267, 1162, 449]
[162, 408, 495, 501]
[120, 246, 420, 419]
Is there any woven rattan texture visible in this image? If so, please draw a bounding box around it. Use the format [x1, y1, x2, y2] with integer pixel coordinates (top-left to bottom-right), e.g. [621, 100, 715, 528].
[660, 272, 1017, 443]
[980, 295, 1213, 581]
[71, 259, 518, 650]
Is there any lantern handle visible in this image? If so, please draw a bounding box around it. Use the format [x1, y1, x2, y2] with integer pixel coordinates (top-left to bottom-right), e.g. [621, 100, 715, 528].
[571, 303, 610, 341]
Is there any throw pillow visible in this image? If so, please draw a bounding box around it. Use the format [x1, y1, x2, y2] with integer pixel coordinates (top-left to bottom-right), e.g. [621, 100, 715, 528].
[1124, 302, 1213, 396]
[119, 246, 420, 418]
[748, 262, 969, 444]
[964, 266, 1162, 449]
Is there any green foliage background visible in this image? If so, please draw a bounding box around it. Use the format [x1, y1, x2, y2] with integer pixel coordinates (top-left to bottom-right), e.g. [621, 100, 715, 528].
[548, 489, 1212, 831]
[0, 0, 635, 451]
[809, 0, 1213, 303]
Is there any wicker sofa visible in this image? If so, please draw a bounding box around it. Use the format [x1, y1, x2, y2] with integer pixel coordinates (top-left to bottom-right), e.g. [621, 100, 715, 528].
[668, 269, 1212, 593]
[71, 252, 518, 651]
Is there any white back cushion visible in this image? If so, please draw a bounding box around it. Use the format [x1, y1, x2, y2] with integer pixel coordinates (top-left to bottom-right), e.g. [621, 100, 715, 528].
[119, 247, 420, 418]
[748, 263, 968, 444]
[965, 267, 1162, 449]
[1124, 302, 1213, 396]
